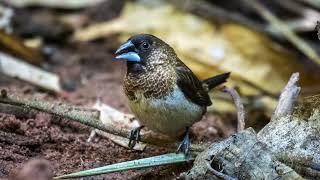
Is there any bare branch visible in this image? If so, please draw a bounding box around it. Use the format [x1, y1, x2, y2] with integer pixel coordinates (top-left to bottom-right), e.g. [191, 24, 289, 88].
[272, 73, 301, 120]
[222, 87, 245, 132]
[0, 52, 61, 92]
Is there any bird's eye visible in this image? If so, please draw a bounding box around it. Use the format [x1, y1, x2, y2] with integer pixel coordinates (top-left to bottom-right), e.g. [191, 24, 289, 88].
[140, 42, 150, 50]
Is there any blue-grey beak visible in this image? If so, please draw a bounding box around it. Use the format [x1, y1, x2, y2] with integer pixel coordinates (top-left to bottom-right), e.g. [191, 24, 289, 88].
[115, 40, 141, 62]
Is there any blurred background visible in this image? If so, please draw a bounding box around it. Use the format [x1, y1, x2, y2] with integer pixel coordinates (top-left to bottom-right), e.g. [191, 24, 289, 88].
[0, 0, 319, 179]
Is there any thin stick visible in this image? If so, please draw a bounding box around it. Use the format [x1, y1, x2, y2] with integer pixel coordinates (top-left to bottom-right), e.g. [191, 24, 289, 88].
[242, 0, 320, 65]
[0, 52, 60, 92]
[272, 73, 301, 121]
[222, 87, 245, 132]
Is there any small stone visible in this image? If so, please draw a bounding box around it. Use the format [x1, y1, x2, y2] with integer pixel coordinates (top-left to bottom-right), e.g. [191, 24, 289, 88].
[1, 89, 7, 98]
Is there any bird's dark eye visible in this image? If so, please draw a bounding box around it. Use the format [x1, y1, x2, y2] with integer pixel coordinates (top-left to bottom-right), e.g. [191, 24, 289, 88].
[140, 42, 150, 50]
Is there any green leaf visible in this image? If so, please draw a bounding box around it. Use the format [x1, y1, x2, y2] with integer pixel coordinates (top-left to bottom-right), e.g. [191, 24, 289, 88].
[54, 153, 194, 179]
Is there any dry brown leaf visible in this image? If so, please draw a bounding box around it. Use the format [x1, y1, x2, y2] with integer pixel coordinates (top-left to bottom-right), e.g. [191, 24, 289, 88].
[0, 30, 42, 65]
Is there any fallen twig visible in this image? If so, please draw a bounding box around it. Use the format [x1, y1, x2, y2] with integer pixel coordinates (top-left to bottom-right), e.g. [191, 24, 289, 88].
[0, 52, 60, 92]
[222, 87, 245, 132]
[0, 103, 37, 118]
[272, 72, 301, 121]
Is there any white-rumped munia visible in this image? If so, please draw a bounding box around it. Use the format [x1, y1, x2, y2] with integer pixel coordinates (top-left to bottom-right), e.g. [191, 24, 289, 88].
[114, 34, 230, 155]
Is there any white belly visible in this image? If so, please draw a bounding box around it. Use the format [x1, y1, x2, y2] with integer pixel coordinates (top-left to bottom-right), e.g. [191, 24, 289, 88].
[128, 86, 205, 136]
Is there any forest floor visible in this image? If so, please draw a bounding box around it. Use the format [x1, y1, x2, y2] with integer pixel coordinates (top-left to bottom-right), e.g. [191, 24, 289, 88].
[0, 5, 237, 178]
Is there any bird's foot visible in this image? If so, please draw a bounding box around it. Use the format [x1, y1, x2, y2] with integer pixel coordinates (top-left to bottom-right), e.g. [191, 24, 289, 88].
[176, 127, 190, 156]
[128, 125, 144, 149]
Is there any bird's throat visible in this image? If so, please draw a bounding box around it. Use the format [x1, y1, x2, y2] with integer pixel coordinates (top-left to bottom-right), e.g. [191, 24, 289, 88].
[127, 62, 145, 74]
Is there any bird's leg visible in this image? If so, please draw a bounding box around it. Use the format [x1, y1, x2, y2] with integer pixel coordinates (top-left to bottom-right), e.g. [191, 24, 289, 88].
[128, 125, 144, 149]
[176, 127, 190, 156]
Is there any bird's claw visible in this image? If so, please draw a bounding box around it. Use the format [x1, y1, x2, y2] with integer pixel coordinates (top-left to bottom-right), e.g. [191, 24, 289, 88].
[176, 127, 190, 156]
[128, 126, 144, 149]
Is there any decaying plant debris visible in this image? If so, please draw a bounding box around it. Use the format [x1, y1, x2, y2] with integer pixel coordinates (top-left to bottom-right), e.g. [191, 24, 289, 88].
[187, 73, 320, 179]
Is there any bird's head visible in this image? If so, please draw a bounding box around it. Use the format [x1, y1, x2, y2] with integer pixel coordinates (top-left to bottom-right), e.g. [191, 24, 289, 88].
[114, 34, 176, 73]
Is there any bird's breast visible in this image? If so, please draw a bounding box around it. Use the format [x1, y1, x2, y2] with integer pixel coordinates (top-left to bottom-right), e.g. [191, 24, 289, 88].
[128, 86, 206, 136]
[124, 67, 176, 100]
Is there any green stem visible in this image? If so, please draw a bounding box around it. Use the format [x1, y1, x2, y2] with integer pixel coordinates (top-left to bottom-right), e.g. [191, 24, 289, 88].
[54, 153, 194, 179]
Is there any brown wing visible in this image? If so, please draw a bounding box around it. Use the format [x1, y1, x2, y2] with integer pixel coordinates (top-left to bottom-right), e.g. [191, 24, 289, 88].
[175, 61, 212, 107]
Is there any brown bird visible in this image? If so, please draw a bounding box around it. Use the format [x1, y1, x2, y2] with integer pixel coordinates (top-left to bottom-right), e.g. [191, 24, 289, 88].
[115, 34, 230, 155]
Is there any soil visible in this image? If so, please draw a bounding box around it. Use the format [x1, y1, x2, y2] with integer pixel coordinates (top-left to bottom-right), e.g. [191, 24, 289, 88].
[0, 2, 237, 179]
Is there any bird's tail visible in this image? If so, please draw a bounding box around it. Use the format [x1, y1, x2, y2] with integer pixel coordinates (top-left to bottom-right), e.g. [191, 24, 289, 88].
[203, 72, 231, 90]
